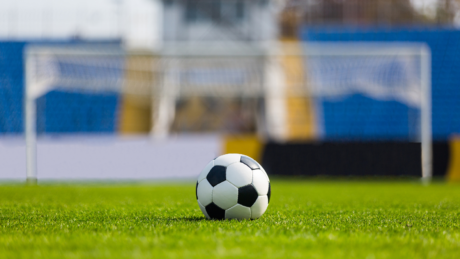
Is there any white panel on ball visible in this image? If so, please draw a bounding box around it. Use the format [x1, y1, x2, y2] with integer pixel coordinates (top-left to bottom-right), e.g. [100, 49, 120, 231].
[260, 167, 270, 182]
[197, 180, 213, 206]
[226, 163, 253, 187]
[197, 160, 214, 183]
[212, 181, 238, 210]
[252, 169, 269, 195]
[213, 154, 241, 167]
[198, 200, 210, 219]
[250, 158, 270, 182]
[225, 204, 251, 219]
[251, 195, 268, 219]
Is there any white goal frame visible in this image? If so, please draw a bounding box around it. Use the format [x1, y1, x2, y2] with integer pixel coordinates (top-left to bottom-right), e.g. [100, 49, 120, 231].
[24, 42, 432, 182]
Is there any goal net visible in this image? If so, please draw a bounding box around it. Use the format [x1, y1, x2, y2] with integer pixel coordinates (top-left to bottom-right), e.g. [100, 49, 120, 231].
[24, 42, 431, 180]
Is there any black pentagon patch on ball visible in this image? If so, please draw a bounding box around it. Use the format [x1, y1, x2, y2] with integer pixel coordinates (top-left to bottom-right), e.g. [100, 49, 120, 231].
[206, 166, 226, 187]
[240, 156, 260, 170]
[196, 181, 198, 200]
[205, 202, 225, 220]
[238, 184, 259, 207]
[267, 182, 271, 203]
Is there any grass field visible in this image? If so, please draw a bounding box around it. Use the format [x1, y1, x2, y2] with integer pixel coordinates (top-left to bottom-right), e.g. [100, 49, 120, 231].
[0, 179, 459, 258]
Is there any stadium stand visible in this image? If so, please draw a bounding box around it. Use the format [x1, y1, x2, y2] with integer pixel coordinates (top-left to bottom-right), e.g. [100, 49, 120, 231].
[2, 27, 459, 179]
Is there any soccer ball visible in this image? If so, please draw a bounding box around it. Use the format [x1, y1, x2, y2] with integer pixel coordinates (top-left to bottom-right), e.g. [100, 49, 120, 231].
[196, 154, 271, 220]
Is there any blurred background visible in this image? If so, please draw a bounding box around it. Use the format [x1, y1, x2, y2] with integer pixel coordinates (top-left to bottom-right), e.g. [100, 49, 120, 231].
[1, 0, 460, 181]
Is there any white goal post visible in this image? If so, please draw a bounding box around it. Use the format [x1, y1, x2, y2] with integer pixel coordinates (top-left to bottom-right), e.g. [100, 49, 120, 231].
[24, 42, 432, 181]
[302, 43, 432, 182]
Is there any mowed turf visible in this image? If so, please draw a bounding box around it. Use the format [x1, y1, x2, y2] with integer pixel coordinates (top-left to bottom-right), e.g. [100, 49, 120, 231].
[0, 180, 459, 258]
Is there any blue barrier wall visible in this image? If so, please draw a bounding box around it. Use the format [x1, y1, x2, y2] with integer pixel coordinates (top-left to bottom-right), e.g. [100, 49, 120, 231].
[36, 91, 119, 133]
[0, 41, 120, 134]
[321, 94, 420, 140]
[302, 28, 460, 140]
[0, 42, 27, 134]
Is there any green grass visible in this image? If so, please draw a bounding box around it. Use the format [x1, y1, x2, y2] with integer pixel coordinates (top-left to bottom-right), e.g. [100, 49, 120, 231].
[0, 180, 460, 258]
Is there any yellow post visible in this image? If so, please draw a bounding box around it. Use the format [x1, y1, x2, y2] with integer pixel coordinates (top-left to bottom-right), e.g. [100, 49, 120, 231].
[118, 53, 155, 134]
[447, 137, 460, 181]
[223, 135, 263, 162]
[281, 39, 317, 141]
